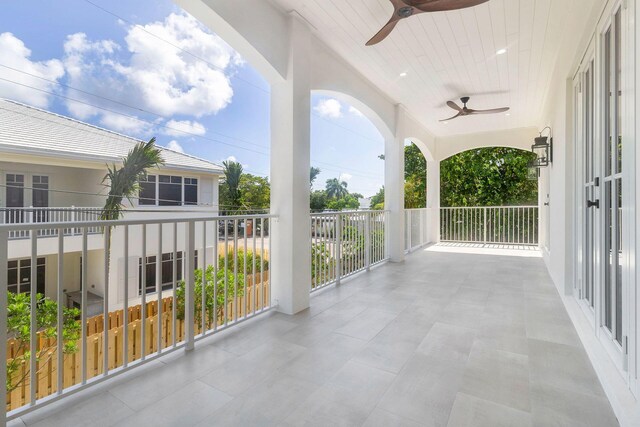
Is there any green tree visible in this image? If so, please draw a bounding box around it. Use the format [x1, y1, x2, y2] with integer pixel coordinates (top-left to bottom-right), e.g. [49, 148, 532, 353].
[238, 174, 270, 212]
[326, 194, 360, 210]
[310, 190, 328, 211]
[404, 143, 426, 209]
[440, 148, 537, 207]
[370, 187, 384, 210]
[310, 167, 321, 188]
[6, 292, 81, 393]
[220, 160, 244, 214]
[325, 178, 348, 199]
[101, 138, 164, 220]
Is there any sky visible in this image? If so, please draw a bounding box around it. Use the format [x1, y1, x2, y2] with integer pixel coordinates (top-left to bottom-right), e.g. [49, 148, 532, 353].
[0, 0, 385, 198]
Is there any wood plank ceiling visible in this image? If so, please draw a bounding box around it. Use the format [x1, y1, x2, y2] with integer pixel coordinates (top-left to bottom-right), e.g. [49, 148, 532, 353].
[270, 0, 579, 137]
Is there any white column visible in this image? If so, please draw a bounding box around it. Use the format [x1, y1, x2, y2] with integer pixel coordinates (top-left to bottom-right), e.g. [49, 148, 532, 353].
[385, 106, 406, 262]
[270, 16, 311, 315]
[426, 160, 440, 243]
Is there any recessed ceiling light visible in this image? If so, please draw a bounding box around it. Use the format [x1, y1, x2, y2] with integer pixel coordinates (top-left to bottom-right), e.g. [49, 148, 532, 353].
[505, 113, 511, 116]
[496, 48, 507, 55]
[399, 72, 408, 77]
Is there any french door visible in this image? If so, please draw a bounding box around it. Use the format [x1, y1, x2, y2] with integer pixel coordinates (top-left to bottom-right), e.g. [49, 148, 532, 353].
[576, 3, 627, 373]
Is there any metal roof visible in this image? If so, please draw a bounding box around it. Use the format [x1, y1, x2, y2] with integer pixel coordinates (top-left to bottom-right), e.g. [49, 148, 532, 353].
[0, 99, 223, 175]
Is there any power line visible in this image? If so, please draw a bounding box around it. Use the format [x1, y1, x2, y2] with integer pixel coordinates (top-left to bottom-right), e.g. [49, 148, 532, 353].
[0, 68, 383, 177]
[82, 0, 271, 95]
[0, 63, 271, 151]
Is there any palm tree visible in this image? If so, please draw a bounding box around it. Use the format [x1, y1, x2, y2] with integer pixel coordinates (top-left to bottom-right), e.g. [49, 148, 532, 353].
[221, 160, 243, 214]
[326, 178, 348, 199]
[310, 167, 321, 188]
[101, 138, 164, 220]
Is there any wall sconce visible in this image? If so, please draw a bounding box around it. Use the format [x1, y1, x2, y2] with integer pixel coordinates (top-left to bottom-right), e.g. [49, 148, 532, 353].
[532, 126, 552, 167]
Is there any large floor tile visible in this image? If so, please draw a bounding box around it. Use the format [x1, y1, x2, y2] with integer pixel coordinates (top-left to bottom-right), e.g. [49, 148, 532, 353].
[447, 393, 532, 427]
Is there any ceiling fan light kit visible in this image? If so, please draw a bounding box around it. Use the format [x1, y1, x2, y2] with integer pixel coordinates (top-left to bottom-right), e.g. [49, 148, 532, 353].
[366, 0, 490, 46]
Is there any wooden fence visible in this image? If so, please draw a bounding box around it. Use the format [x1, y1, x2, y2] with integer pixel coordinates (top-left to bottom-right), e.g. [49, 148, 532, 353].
[6, 272, 269, 411]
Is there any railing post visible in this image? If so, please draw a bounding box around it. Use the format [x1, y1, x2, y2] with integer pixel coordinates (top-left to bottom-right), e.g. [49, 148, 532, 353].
[483, 207, 487, 244]
[0, 229, 7, 427]
[365, 212, 371, 271]
[184, 221, 195, 351]
[335, 214, 342, 285]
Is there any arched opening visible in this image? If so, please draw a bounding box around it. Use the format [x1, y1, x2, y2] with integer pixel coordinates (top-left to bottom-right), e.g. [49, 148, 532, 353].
[309, 91, 390, 212]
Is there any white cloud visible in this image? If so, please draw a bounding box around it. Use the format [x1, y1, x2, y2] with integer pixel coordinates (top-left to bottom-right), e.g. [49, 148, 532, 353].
[60, 12, 242, 135]
[314, 98, 342, 119]
[348, 106, 364, 117]
[166, 140, 184, 153]
[339, 173, 353, 182]
[225, 155, 237, 162]
[0, 32, 65, 108]
[98, 111, 153, 135]
[163, 119, 206, 136]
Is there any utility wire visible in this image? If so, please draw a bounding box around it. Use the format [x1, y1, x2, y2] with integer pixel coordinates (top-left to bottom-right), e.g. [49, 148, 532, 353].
[82, 0, 271, 95]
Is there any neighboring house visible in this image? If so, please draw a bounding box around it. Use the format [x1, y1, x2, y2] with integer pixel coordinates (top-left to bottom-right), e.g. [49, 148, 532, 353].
[0, 98, 223, 312]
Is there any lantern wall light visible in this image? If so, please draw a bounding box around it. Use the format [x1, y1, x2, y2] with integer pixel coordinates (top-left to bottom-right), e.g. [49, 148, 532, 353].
[532, 126, 553, 167]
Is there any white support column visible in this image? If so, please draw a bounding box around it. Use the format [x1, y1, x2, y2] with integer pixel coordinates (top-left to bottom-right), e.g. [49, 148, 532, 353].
[270, 15, 311, 315]
[427, 160, 440, 243]
[385, 106, 406, 262]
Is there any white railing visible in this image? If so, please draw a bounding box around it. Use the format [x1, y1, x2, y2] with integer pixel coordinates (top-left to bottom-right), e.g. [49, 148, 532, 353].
[311, 210, 388, 292]
[404, 208, 431, 252]
[440, 206, 538, 245]
[0, 214, 274, 420]
[0, 207, 103, 239]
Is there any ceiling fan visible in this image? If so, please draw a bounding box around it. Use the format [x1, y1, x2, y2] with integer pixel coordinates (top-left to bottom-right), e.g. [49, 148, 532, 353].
[366, 0, 489, 46]
[440, 97, 510, 121]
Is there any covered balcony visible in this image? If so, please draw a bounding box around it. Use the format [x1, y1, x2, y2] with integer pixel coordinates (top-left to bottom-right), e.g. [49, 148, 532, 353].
[1, 0, 639, 426]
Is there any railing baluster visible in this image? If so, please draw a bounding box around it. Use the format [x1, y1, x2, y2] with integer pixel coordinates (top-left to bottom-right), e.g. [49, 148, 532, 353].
[0, 229, 7, 425]
[81, 228, 88, 384]
[184, 221, 195, 351]
[30, 230, 37, 405]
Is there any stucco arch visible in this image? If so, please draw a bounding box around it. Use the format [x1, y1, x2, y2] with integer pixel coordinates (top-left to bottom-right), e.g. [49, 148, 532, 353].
[435, 127, 538, 162]
[405, 137, 435, 163]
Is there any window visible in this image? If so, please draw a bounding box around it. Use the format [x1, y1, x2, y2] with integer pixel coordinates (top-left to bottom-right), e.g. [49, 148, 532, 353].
[159, 175, 182, 206]
[5, 174, 25, 223]
[137, 250, 200, 295]
[184, 178, 198, 205]
[138, 252, 183, 295]
[8, 258, 45, 294]
[139, 175, 156, 205]
[138, 174, 198, 206]
[32, 175, 49, 222]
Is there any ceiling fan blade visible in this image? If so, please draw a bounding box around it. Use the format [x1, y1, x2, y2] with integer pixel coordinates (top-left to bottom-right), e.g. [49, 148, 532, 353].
[366, 15, 402, 46]
[468, 107, 510, 115]
[411, 0, 489, 13]
[446, 100, 463, 112]
[439, 112, 462, 122]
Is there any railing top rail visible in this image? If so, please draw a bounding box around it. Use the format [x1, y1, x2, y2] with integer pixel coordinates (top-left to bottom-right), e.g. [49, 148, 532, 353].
[440, 206, 538, 209]
[311, 210, 389, 217]
[404, 208, 433, 212]
[0, 213, 278, 232]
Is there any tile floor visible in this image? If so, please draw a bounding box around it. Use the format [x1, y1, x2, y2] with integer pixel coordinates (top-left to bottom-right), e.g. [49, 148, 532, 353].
[10, 248, 618, 427]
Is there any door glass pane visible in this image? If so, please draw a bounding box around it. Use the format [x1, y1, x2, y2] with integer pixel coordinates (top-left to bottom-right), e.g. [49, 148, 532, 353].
[615, 10, 622, 174]
[604, 181, 612, 331]
[604, 29, 612, 178]
[615, 179, 622, 343]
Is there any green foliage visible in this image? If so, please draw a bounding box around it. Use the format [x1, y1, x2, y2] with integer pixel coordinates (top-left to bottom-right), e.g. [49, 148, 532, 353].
[310, 167, 321, 188]
[404, 143, 426, 209]
[6, 292, 81, 393]
[220, 160, 244, 214]
[218, 249, 268, 274]
[311, 243, 335, 287]
[440, 148, 538, 207]
[310, 190, 328, 212]
[326, 194, 360, 211]
[175, 266, 245, 328]
[238, 174, 270, 212]
[325, 178, 349, 199]
[101, 138, 164, 220]
[370, 187, 384, 210]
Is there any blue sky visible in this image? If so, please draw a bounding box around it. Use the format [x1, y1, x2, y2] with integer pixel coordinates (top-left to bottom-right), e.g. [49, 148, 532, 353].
[0, 0, 385, 197]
